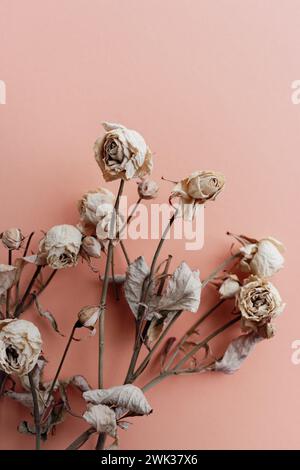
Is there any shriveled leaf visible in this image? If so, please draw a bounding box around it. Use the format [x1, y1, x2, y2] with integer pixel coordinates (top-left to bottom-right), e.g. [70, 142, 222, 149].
[0, 264, 17, 296]
[22, 255, 47, 266]
[214, 332, 262, 374]
[83, 384, 152, 416]
[64, 375, 91, 392]
[34, 297, 64, 336]
[83, 404, 117, 438]
[5, 391, 34, 409]
[147, 318, 164, 343]
[124, 257, 150, 318]
[20, 358, 47, 391]
[156, 262, 201, 313]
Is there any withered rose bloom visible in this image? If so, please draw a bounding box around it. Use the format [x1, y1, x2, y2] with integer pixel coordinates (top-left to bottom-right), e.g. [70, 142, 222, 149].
[240, 237, 285, 278]
[78, 188, 115, 226]
[78, 306, 100, 329]
[137, 179, 159, 200]
[39, 224, 82, 269]
[0, 319, 42, 376]
[237, 276, 285, 338]
[219, 274, 241, 299]
[1, 228, 24, 250]
[170, 170, 225, 220]
[81, 236, 101, 258]
[94, 122, 153, 182]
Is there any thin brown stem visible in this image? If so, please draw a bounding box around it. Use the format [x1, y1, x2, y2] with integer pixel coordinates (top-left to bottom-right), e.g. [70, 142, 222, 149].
[96, 432, 107, 450]
[28, 370, 41, 450]
[119, 240, 130, 266]
[23, 269, 57, 312]
[14, 265, 42, 318]
[6, 250, 12, 318]
[66, 427, 96, 450]
[202, 253, 241, 288]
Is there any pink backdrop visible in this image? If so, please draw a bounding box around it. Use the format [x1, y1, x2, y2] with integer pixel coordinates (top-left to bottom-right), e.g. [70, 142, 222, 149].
[0, 0, 299, 449]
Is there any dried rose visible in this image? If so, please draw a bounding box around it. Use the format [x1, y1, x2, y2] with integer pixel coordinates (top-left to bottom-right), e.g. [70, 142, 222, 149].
[237, 275, 285, 337]
[78, 306, 100, 329]
[137, 179, 159, 200]
[39, 225, 82, 269]
[1, 228, 24, 250]
[94, 122, 153, 182]
[81, 236, 101, 258]
[170, 171, 225, 220]
[0, 319, 42, 376]
[219, 274, 241, 299]
[0, 264, 17, 296]
[83, 404, 117, 437]
[240, 237, 285, 278]
[78, 188, 115, 226]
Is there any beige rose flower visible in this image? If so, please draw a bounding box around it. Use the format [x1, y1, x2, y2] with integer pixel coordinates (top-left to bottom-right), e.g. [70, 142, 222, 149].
[78, 188, 115, 226]
[39, 225, 82, 269]
[219, 274, 241, 299]
[170, 170, 225, 220]
[81, 236, 101, 258]
[83, 404, 117, 437]
[78, 306, 100, 329]
[240, 237, 285, 278]
[94, 122, 153, 182]
[137, 179, 159, 200]
[0, 319, 42, 376]
[1, 228, 24, 250]
[237, 276, 285, 337]
[0, 264, 17, 296]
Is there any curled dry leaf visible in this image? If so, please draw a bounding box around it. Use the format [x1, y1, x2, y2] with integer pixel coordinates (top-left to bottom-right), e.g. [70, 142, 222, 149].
[83, 384, 152, 416]
[124, 256, 150, 318]
[214, 332, 262, 374]
[0, 264, 17, 296]
[34, 297, 64, 337]
[63, 374, 91, 393]
[83, 404, 117, 437]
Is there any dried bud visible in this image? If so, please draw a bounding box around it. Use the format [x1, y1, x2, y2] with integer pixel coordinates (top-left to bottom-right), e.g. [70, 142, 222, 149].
[78, 306, 100, 328]
[1, 229, 24, 250]
[78, 188, 115, 226]
[219, 274, 241, 299]
[81, 237, 101, 258]
[137, 179, 159, 200]
[38, 225, 82, 270]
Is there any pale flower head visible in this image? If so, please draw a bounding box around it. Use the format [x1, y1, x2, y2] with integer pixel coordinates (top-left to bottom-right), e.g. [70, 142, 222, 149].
[1, 228, 24, 250]
[170, 170, 225, 220]
[78, 306, 100, 329]
[219, 274, 241, 299]
[94, 122, 153, 182]
[83, 404, 117, 437]
[240, 237, 285, 278]
[81, 236, 101, 259]
[78, 188, 115, 226]
[237, 275, 285, 337]
[96, 205, 124, 242]
[0, 319, 42, 376]
[137, 179, 159, 200]
[39, 224, 82, 269]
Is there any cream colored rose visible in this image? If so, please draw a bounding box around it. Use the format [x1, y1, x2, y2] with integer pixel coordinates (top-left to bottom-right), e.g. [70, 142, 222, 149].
[240, 237, 285, 278]
[39, 225, 82, 269]
[219, 274, 241, 299]
[83, 404, 117, 437]
[1, 228, 24, 250]
[170, 170, 225, 220]
[137, 179, 159, 200]
[94, 122, 153, 182]
[0, 319, 42, 376]
[78, 306, 100, 329]
[0, 264, 17, 296]
[237, 276, 285, 337]
[81, 236, 101, 258]
[78, 188, 115, 226]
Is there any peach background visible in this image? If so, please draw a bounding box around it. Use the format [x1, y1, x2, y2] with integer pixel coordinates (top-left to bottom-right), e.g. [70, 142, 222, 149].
[0, 0, 299, 450]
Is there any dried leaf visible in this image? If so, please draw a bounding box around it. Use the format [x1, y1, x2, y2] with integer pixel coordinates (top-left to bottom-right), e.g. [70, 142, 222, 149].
[83, 404, 117, 437]
[147, 318, 164, 343]
[124, 257, 149, 318]
[83, 384, 152, 416]
[22, 255, 47, 266]
[156, 262, 201, 312]
[214, 332, 262, 374]
[0, 264, 17, 296]
[63, 375, 91, 392]
[34, 297, 64, 336]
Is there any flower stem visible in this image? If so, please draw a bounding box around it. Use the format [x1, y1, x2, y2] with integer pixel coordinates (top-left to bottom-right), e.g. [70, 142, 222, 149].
[14, 265, 43, 318]
[96, 432, 107, 450]
[28, 370, 41, 450]
[98, 179, 125, 389]
[201, 253, 241, 288]
[45, 322, 78, 406]
[66, 427, 95, 450]
[23, 269, 57, 313]
[6, 250, 12, 318]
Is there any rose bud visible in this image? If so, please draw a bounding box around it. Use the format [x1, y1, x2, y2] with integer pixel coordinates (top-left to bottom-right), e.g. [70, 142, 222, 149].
[78, 306, 100, 329]
[81, 236, 101, 259]
[78, 188, 115, 226]
[39, 224, 82, 270]
[239, 237, 285, 278]
[137, 179, 159, 200]
[0, 319, 42, 376]
[1, 228, 24, 250]
[94, 122, 153, 182]
[170, 170, 225, 220]
[219, 274, 241, 299]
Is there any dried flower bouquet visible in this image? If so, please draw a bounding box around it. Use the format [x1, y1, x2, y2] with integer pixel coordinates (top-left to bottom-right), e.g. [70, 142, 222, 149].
[0, 122, 285, 450]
